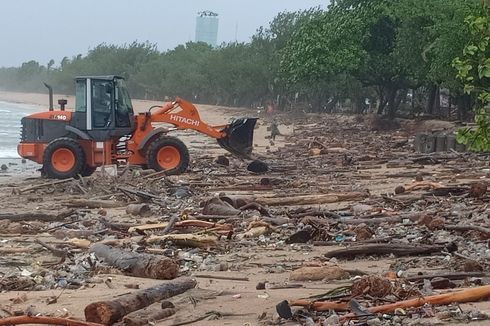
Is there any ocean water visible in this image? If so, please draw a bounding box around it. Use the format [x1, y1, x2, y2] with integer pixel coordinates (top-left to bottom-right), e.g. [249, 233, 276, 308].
[0, 101, 40, 158]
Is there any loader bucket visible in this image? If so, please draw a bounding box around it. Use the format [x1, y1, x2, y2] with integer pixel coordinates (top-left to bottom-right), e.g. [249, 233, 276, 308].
[218, 118, 258, 158]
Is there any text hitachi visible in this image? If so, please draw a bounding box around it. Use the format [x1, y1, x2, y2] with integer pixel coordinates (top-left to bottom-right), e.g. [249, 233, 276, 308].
[170, 115, 200, 127]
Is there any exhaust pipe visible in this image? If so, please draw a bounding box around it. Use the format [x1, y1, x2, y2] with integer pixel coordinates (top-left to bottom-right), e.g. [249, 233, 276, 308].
[43, 82, 53, 111]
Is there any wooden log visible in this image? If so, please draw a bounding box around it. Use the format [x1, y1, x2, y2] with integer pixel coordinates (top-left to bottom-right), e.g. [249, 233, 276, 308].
[0, 209, 76, 222]
[16, 178, 75, 194]
[191, 214, 241, 221]
[128, 220, 233, 234]
[122, 308, 175, 326]
[146, 234, 219, 248]
[0, 316, 103, 326]
[118, 187, 160, 201]
[406, 271, 489, 282]
[85, 277, 196, 325]
[339, 213, 421, 225]
[89, 244, 178, 279]
[324, 243, 446, 259]
[64, 199, 123, 208]
[0, 247, 35, 254]
[444, 224, 490, 237]
[257, 192, 367, 206]
[313, 236, 393, 246]
[118, 301, 176, 326]
[193, 274, 249, 281]
[290, 210, 342, 219]
[404, 181, 444, 192]
[202, 197, 240, 216]
[125, 204, 150, 216]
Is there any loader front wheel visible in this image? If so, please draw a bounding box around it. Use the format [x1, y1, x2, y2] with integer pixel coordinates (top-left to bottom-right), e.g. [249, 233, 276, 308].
[43, 138, 85, 179]
[146, 136, 189, 175]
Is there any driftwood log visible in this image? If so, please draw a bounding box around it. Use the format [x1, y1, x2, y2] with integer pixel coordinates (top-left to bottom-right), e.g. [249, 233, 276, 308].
[16, 178, 75, 194]
[90, 244, 178, 279]
[128, 220, 233, 234]
[340, 213, 421, 225]
[406, 271, 489, 282]
[146, 233, 219, 248]
[256, 192, 367, 206]
[118, 302, 176, 326]
[0, 209, 76, 222]
[444, 224, 490, 237]
[125, 204, 151, 216]
[325, 243, 447, 259]
[85, 277, 196, 325]
[64, 199, 124, 208]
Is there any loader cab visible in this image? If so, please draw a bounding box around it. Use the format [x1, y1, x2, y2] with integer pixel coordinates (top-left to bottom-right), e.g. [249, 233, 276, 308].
[71, 75, 135, 140]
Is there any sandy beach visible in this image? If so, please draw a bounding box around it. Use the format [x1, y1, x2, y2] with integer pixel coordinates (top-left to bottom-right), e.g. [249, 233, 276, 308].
[0, 91, 488, 326]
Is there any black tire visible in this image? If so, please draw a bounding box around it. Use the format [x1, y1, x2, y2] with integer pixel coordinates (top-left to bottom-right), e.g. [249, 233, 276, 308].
[146, 136, 189, 175]
[43, 138, 85, 179]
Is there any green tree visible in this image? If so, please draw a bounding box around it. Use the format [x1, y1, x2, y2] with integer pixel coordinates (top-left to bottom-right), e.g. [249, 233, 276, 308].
[454, 2, 490, 151]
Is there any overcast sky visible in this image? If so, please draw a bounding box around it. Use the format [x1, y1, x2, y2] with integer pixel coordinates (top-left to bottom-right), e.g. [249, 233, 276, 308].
[0, 0, 327, 67]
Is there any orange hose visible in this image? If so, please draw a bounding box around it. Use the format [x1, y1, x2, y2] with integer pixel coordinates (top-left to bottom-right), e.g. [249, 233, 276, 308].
[290, 285, 490, 321]
[0, 316, 104, 326]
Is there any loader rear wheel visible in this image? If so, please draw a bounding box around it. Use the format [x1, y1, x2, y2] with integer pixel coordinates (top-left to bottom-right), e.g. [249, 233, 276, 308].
[146, 136, 189, 175]
[43, 138, 85, 179]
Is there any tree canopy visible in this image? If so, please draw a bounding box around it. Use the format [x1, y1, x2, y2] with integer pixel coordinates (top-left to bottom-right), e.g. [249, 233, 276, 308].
[0, 0, 485, 119]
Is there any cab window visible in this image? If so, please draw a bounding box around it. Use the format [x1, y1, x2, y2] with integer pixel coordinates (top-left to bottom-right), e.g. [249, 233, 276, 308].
[115, 79, 133, 127]
[75, 80, 86, 112]
[92, 80, 113, 128]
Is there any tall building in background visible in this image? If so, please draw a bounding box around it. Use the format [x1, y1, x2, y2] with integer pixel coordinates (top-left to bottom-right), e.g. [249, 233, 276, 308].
[195, 11, 219, 47]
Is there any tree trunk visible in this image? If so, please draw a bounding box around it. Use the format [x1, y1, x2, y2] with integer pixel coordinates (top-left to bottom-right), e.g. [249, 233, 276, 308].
[355, 96, 365, 114]
[395, 89, 407, 110]
[448, 94, 452, 118]
[411, 89, 415, 112]
[434, 86, 441, 115]
[89, 244, 179, 280]
[325, 96, 338, 113]
[376, 87, 387, 114]
[387, 87, 398, 119]
[456, 94, 471, 121]
[85, 277, 196, 325]
[426, 84, 437, 114]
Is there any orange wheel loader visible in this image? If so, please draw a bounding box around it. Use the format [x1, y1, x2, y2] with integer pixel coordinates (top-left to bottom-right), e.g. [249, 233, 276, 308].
[17, 75, 257, 179]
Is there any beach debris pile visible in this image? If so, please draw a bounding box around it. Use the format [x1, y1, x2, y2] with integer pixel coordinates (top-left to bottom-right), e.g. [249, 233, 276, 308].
[0, 114, 488, 325]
